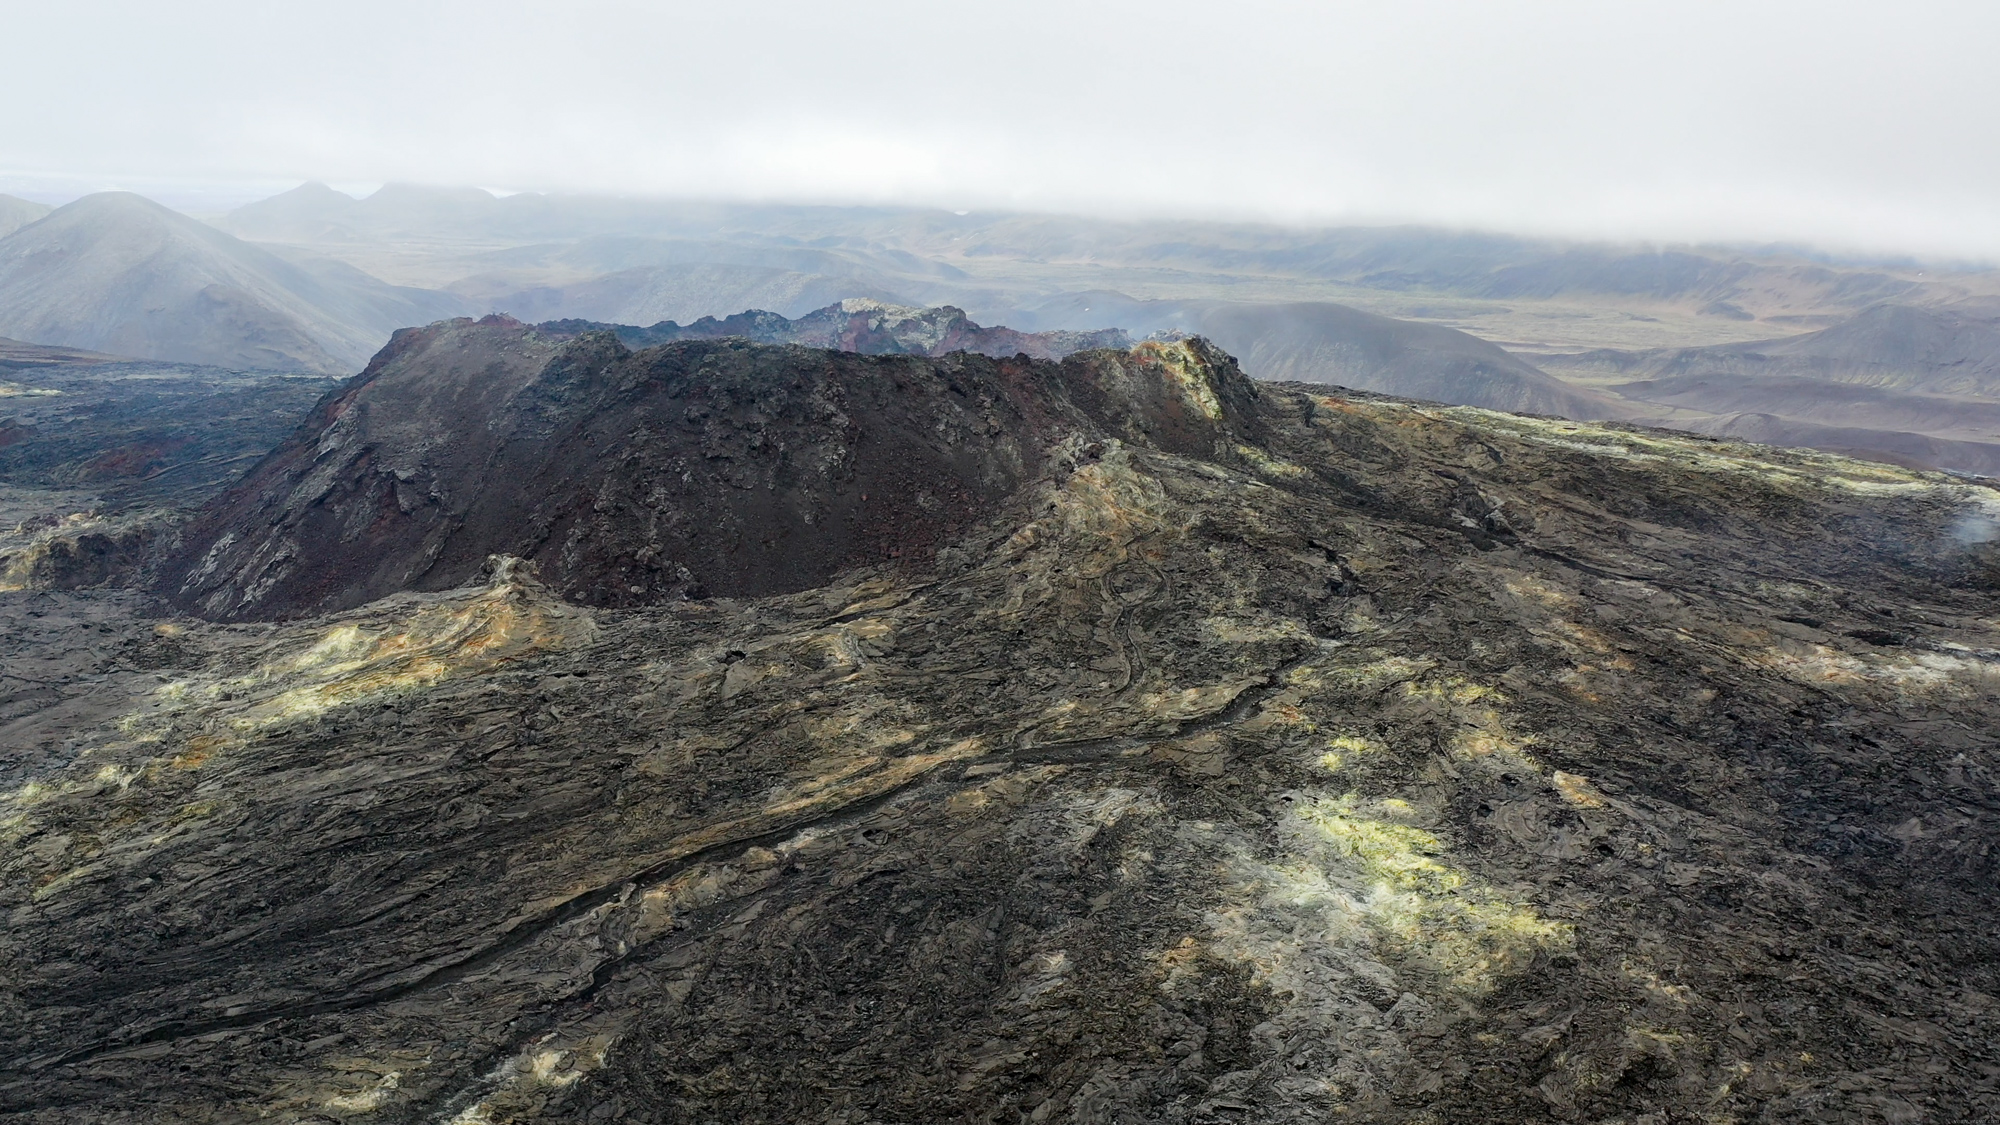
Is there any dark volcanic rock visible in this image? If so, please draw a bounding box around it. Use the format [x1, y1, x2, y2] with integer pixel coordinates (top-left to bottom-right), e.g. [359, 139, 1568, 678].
[0, 364, 342, 506]
[161, 317, 1253, 619]
[9, 317, 2000, 1123]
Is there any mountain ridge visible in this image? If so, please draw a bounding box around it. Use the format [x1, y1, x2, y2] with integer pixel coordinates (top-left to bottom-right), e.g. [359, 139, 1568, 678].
[0, 192, 468, 372]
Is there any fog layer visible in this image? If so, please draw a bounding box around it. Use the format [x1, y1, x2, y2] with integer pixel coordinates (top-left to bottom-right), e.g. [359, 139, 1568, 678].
[4, 1, 1999, 257]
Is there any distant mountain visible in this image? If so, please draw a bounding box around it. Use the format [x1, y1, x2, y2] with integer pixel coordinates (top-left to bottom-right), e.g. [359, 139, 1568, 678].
[1527, 301, 2000, 475]
[442, 229, 993, 325]
[1190, 302, 1621, 419]
[0, 193, 468, 372]
[213, 180, 366, 242]
[1601, 372, 2000, 441]
[219, 183, 2000, 355]
[211, 182, 2000, 432]
[4, 178, 1637, 423]
[228, 185, 974, 322]
[544, 299, 1132, 361]
[1551, 301, 2000, 398]
[1045, 299, 1619, 420]
[220, 181, 529, 244]
[0, 194, 49, 239]
[460, 233, 969, 284]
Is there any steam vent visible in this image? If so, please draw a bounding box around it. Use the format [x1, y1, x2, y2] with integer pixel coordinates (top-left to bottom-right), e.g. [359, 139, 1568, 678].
[7, 318, 2000, 1123]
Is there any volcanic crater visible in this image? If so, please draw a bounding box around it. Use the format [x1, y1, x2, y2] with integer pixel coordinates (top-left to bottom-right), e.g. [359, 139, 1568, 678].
[163, 317, 1256, 620]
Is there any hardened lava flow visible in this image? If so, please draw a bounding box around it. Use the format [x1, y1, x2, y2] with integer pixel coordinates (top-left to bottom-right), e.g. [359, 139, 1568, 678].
[3, 320, 1998, 1123]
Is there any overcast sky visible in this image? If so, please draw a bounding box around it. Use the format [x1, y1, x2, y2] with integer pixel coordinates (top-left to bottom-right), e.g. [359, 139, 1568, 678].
[4, 0, 1998, 258]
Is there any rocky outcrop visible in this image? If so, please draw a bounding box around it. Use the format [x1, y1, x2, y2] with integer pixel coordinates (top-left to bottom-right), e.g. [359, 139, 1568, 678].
[0, 512, 158, 592]
[160, 318, 1254, 619]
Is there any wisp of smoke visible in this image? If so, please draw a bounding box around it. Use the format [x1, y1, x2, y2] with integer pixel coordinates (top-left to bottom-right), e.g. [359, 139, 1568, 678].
[1949, 507, 2000, 547]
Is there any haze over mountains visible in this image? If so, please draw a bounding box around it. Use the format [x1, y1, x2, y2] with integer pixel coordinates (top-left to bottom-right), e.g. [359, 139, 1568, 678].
[6, 184, 2000, 1125]
[220, 182, 1999, 350]
[4, 180, 2000, 475]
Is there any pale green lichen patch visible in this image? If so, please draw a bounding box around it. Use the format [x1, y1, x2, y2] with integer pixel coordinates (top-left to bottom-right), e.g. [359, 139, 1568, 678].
[1323, 653, 1435, 691]
[1314, 804, 1568, 992]
[1319, 734, 1381, 772]
[1235, 442, 1308, 479]
[1214, 792, 1570, 1003]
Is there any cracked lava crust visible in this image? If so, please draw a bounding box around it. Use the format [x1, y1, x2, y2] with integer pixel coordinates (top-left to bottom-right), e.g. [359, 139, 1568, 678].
[4, 323, 2000, 1123]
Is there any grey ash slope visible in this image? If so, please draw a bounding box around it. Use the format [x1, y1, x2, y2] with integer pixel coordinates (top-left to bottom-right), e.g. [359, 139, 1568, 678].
[1013, 295, 1622, 419]
[1189, 301, 1621, 419]
[0, 193, 467, 372]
